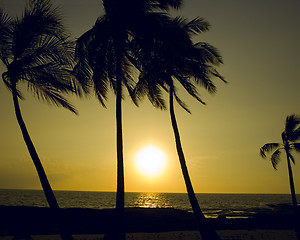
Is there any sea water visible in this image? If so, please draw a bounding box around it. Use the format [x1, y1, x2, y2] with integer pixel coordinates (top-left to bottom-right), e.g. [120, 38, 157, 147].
[0, 189, 298, 218]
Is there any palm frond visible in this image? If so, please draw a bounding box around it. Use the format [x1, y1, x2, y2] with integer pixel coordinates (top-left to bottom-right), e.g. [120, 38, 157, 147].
[174, 90, 191, 114]
[76, 0, 224, 117]
[134, 76, 146, 103]
[0, 8, 14, 64]
[271, 148, 281, 170]
[75, 26, 95, 61]
[0, 8, 13, 33]
[288, 152, 295, 164]
[150, 0, 182, 10]
[28, 0, 65, 39]
[148, 84, 166, 110]
[285, 114, 300, 142]
[94, 85, 108, 107]
[260, 143, 280, 158]
[16, 36, 75, 72]
[28, 82, 77, 114]
[209, 67, 227, 83]
[2, 0, 79, 105]
[2, 72, 24, 99]
[21, 63, 75, 94]
[193, 68, 217, 94]
[292, 127, 300, 142]
[194, 42, 223, 65]
[90, 47, 111, 107]
[74, 17, 114, 105]
[13, 0, 67, 60]
[175, 74, 206, 105]
[293, 142, 300, 152]
[127, 43, 168, 109]
[179, 17, 210, 36]
[73, 58, 93, 92]
[92, 69, 110, 107]
[123, 69, 138, 105]
[66, 69, 90, 97]
[135, 71, 166, 109]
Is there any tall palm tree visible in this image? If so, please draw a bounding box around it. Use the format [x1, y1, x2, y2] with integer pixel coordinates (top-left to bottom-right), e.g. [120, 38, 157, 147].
[1, 1, 77, 239]
[260, 114, 300, 210]
[132, 17, 225, 240]
[74, 1, 181, 239]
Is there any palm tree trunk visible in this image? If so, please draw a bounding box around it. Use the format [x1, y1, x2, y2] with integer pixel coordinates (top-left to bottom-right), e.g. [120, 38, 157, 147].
[12, 85, 73, 240]
[285, 152, 300, 240]
[285, 151, 297, 210]
[103, 46, 126, 240]
[169, 85, 220, 240]
[12, 86, 59, 208]
[116, 57, 125, 219]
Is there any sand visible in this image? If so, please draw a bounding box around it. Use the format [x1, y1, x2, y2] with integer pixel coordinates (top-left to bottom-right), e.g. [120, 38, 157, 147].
[0, 206, 298, 240]
[0, 230, 297, 240]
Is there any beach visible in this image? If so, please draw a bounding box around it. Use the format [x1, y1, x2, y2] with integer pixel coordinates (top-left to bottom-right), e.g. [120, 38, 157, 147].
[0, 230, 296, 240]
[0, 206, 298, 240]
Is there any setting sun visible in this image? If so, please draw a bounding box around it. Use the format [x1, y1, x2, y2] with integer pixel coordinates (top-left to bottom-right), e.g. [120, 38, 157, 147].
[135, 146, 167, 177]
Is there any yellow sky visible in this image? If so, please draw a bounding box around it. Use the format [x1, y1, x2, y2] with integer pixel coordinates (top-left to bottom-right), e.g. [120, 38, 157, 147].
[0, 0, 299, 194]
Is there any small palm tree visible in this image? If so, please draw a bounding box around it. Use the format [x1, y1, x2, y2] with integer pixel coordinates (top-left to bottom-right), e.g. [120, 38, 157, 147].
[260, 114, 300, 210]
[133, 17, 225, 240]
[1, 1, 77, 239]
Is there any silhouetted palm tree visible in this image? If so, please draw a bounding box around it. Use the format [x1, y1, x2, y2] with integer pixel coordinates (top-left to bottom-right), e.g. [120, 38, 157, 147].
[1, 1, 77, 239]
[74, 1, 182, 239]
[260, 114, 300, 210]
[133, 17, 225, 240]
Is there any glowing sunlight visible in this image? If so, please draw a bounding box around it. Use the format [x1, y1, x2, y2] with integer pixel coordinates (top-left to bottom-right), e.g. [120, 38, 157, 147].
[135, 145, 167, 177]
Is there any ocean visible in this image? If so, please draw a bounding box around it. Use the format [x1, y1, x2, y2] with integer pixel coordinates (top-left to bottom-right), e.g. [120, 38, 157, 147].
[0, 189, 298, 218]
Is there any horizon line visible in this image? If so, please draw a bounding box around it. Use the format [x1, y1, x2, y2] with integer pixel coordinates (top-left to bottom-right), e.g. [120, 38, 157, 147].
[0, 188, 296, 195]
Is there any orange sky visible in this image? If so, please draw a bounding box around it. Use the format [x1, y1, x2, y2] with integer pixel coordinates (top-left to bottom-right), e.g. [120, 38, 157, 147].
[0, 0, 299, 194]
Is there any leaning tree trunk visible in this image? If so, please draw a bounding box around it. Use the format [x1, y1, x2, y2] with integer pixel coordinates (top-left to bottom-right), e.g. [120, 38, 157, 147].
[169, 85, 220, 240]
[12, 85, 73, 240]
[285, 152, 300, 240]
[285, 151, 297, 209]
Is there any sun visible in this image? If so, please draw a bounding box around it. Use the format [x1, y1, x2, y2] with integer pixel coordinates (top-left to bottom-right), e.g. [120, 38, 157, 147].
[135, 145, 167, 177]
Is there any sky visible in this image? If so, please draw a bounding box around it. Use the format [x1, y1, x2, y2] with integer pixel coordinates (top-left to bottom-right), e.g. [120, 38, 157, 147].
[0, 0, 299, 194]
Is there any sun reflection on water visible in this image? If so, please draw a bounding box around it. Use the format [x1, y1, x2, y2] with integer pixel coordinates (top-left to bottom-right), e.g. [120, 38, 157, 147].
[128, 192, 173, 208]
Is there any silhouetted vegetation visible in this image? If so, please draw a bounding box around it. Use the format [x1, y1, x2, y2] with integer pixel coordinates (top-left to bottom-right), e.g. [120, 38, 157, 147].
[260, 114, 300, 240]
[132, 15, 225, 240]
[260, 114, 300, 210]
[2, 0, 228, 239]
[0, 0, 78, 239]
[1, 205, 299, 236]
[74, 1, 184, 239]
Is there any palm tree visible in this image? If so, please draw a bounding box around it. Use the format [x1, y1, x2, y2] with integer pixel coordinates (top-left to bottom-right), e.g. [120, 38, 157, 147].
[1, 1, 77, 239]
[260, 114, 300, 210]
[132, 17, 225, 240]
[74, 1, 182, 239]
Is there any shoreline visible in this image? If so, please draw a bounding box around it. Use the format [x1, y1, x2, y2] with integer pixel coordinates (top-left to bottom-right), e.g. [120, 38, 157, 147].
[0, 205, 298, 239]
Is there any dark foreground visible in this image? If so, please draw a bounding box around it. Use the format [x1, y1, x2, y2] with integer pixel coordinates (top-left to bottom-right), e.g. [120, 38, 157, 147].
[0, 205, 299, 236]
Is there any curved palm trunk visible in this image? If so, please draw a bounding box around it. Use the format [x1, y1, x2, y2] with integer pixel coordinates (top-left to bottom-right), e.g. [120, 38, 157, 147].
[12, 85, 73, 240]
[169, 85, 220, 240]
[285, 152, 300, 240]
[285, 151, 297, 209]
